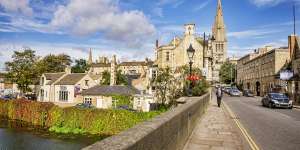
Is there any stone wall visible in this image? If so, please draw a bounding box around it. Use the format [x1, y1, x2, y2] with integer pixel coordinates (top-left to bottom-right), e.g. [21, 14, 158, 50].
[83, 92, 211, 150]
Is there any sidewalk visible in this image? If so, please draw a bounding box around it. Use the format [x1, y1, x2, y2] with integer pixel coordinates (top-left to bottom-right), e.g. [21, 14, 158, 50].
[183, 95, 245, 150]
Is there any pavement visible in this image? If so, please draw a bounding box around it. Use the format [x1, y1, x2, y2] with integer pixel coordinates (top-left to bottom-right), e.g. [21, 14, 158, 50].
[183, 94, 247, 150]
[224, 95, 300, 150]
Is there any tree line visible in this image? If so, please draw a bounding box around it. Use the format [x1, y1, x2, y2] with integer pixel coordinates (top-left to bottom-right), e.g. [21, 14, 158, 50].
[5, 49, 90, 94]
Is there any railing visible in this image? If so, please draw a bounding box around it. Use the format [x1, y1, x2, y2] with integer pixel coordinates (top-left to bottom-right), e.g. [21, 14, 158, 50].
[83, 92, 211, 150]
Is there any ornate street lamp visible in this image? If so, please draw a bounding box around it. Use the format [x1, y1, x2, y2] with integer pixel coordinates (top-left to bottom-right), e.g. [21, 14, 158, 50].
[187, 44, 195, 96]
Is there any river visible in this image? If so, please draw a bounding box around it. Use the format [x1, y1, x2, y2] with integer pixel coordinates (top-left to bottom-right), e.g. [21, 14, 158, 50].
[0, 119, 106, 150]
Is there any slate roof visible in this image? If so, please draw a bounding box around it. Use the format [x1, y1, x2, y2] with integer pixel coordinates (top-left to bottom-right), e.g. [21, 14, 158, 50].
[119, 61, 154, 66]
[91, 63, 111, 67]
[54, 73, 87, 85]
[81, 85, 140, 96]
[45, 73, 65, 85]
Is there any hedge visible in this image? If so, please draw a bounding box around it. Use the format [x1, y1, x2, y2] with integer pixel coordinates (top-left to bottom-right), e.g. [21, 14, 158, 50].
[0, 100, 163, 135]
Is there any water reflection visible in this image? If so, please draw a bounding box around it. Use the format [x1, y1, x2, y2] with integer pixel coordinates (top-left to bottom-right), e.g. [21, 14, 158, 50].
[0, 118, 106, 150]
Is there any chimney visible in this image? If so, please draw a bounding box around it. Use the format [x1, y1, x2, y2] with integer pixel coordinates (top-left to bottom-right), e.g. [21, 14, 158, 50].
[110, 55, 117, 86]
[156, 40, 159, 48]
[65, 66, 72, 74]
[289, 35, 297, 59]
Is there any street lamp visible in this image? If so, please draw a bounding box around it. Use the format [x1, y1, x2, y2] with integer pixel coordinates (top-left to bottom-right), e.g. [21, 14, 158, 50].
[187, 44, 195, 96]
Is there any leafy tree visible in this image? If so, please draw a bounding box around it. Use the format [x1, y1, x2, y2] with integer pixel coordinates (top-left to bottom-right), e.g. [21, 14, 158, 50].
[101, 71, 110, 85]
[100, 70, 128, 85]
[36, 54, 72, 74]
[116, 70, 128, 85]
[5, 49, 39, 93]
[71, 59, 90, 73]
[219, 62, 236, 84]
[152, 68, 175, 107]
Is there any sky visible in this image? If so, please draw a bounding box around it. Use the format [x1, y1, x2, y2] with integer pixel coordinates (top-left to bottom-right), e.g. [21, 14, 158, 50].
[0, 0, 300, 71]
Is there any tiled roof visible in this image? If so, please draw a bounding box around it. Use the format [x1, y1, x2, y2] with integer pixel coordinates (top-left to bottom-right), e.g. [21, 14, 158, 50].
[81, 85, 140, 96]
[55, 73, 87, 85]
[45, 73, 65, 85]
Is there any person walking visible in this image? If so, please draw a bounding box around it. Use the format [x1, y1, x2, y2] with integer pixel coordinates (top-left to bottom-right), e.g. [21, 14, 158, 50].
[216, 87, 223, 107]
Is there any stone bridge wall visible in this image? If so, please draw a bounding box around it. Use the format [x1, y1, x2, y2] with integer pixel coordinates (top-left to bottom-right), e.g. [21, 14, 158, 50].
[83, 92, 211, 150]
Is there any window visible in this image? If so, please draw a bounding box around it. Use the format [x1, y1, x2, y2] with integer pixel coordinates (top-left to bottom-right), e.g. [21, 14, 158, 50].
[40, 89, 44, 101]
[85, 80, 89, 86]
[84, 98, 92, 104]
[59, 87, 68, 102]
[166, 52, 170, 61]
[41, 77, 45, 85]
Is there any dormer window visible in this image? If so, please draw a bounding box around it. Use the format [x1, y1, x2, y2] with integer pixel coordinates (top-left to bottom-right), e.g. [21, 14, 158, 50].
[85, 80, 89, 86]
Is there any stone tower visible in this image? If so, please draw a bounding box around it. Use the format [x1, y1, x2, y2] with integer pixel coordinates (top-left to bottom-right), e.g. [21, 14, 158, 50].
[110, 55, 117, 86]
[88, 48, 93, 65]
[211, 0, 227, 82]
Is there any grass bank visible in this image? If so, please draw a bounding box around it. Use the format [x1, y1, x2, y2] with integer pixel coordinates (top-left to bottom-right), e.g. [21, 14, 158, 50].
[0, 99, 164, 135]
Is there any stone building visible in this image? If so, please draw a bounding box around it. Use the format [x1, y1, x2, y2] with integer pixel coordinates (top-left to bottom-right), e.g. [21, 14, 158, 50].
[287, 35, 300, 103]
[226, 56, 239, 65]
[154, 0, 227, 82]
[236, 46, 290, 96]
[38, 67, 97, 106]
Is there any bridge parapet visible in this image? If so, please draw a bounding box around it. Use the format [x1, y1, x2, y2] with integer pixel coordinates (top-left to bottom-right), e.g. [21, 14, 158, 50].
[83, 92, 211, 150]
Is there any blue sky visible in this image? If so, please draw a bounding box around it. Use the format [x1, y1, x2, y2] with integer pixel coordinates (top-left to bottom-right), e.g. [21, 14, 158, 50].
[0, 0, 299, 70]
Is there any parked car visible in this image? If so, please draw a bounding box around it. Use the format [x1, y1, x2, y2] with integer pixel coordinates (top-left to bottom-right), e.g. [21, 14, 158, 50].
[0, 95, 14, 100]
[25, 94, 37, 101]
[261, 93, 293, 109]
[75, 103, 95, 109]
[117, 105, 136, 112]
[223, 87, 232, 94]
[229, 89, 241, 97]
[243, 90, 254, 97]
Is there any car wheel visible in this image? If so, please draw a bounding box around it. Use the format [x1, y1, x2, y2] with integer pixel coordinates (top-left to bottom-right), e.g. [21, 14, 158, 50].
[268, 103, 274, 109]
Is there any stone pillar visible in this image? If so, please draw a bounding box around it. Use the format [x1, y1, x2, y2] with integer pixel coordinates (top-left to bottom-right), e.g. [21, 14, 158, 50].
[110, 55, 117, 86]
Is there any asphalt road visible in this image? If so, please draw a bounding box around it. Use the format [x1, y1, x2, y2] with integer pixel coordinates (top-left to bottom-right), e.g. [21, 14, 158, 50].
[223, 94, 300, 150]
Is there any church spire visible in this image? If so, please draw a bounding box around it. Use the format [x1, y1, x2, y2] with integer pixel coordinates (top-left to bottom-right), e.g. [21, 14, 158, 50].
[88, 48, 93, 65]
[212, 0, 226, 41]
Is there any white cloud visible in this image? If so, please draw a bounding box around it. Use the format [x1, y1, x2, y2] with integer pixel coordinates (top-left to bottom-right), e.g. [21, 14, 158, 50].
[152, 7, 164, 17]
[50, 0, 156, 47]
[228, 29, 282, 39]
[0, 0, 33, 16]
[193, 0, 211, 12]
[250, 0, 300, 7]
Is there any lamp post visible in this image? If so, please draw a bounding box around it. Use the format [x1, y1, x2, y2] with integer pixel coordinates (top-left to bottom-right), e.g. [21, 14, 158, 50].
[187, 44, 195, 96]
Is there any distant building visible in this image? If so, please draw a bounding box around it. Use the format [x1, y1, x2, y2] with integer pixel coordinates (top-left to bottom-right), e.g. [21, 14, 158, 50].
[38, 67, 97, 105]
[237, 46, 290, 96]
[155, 0, 227, 82]
[288, 35, 300, 104]
[226, 56, 239, 65]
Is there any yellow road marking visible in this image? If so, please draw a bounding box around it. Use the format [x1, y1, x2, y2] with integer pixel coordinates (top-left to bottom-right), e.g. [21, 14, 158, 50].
[222, 102, 260, 150]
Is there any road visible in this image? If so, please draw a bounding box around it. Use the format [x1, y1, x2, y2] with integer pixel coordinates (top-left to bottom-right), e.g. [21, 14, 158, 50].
[223, 94, 300, 150]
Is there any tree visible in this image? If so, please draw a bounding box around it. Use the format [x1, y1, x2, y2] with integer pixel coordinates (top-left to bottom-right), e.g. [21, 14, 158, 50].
[101, 71, 110, 85]
[71, 59, 90, 73]
[116, 70, 128, 85]
[219, 62, 236, 84]
[36, 54, 72, 74]
[100, 70, 128, 85]
[152, 68, 175, 107]
[5, 49, 39, 94]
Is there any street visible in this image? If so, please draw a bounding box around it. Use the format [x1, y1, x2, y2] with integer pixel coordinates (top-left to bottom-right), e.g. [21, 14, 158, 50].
[224, 94, 300, 150]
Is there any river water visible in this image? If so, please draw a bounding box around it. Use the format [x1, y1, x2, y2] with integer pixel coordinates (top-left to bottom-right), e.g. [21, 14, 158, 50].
[0, 119, 106, 150]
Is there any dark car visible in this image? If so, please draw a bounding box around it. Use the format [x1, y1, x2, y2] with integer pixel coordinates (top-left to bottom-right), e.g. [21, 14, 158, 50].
[261, 93, 293, 109]
[75, 103, 94, 109]
[243, 90, 254, 97]
[25, 94, 37, 101]
[0, 95, 14, 100]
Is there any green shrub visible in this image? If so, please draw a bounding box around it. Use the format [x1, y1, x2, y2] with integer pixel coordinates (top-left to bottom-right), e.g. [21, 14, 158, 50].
[0, 100, 164, 135]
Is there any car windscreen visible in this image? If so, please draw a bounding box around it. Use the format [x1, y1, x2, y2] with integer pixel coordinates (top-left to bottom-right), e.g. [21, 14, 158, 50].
[269, 93, 288, 99]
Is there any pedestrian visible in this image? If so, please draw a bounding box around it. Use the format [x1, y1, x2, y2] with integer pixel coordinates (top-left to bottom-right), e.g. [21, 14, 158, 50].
[216, 87, 223, 107]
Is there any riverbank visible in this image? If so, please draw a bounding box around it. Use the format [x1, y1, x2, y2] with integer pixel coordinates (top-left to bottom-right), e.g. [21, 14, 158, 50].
[0, 100, 164, 135]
